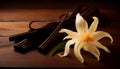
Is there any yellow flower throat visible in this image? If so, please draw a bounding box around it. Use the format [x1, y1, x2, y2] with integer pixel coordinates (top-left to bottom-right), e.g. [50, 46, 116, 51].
[83, 33, 93, 42]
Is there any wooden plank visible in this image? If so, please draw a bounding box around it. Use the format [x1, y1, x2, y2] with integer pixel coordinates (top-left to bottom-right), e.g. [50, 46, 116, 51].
[0, 9, 73, 22]
[0, 22, 51, 36]
[0, 21, 119, 68]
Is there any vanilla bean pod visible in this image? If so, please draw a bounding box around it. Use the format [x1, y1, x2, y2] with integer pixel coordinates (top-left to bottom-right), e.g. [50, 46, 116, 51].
[14, 30, 51, 53]
[9, 22, 58, 53]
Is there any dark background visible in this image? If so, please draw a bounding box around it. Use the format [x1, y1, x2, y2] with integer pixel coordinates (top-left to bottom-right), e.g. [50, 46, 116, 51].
[0, 0, 119, 22]
[0, 0, 119, 9]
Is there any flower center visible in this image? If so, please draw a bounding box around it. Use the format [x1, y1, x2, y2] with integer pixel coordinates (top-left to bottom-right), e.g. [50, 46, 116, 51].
[83, 33, 93, 42]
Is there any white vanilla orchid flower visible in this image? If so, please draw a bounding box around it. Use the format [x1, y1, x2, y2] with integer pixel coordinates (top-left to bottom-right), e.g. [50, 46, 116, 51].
[58, 13, 113, 63]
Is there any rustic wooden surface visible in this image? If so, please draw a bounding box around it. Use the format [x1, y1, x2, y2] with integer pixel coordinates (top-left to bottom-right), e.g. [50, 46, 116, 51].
[0, 1, 120, 69]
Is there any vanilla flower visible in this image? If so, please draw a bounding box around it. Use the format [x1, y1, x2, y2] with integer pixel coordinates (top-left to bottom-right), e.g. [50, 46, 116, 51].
[58, 13, 113, 63]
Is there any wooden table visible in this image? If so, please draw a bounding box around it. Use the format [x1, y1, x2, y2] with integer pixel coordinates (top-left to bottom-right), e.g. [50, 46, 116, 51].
[0, 1, 120, 69]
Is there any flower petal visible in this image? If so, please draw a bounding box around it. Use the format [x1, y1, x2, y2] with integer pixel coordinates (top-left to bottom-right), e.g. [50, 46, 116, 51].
[89, 17, 99, 33]
[83, 43, 100, 61]
[93, 31, 113, 43]
[93, 41, 110, 53]
[58, 39, 75, 57]
[74, 42, 84, 63]
[63, 36, 71, 40]
[75, 13, 88, 33]
[59, 29, 78, 39]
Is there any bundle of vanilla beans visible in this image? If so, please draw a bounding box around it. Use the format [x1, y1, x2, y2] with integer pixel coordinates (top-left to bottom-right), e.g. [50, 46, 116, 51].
[9, 6, 107, 54]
